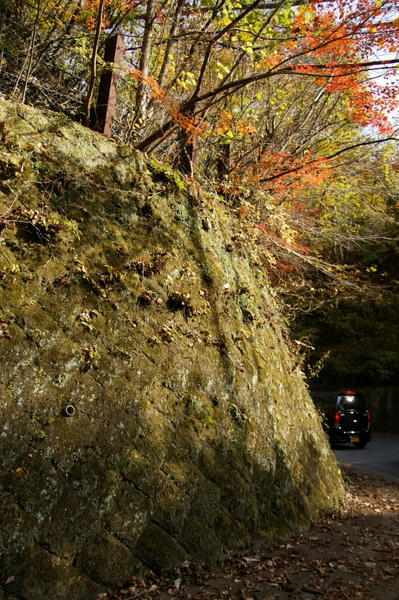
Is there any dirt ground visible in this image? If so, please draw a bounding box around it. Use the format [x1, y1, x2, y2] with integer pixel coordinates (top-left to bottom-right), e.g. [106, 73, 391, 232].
[100, 467, 399, 600]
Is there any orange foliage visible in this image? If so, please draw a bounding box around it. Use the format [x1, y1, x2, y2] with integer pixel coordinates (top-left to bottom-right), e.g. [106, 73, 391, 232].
[215, 111, 233, 135]
[215, 112, 257, 137]
[130, 69, 209, 141]
[285, 0, 399, 133]
[241, 151, 331, 198]
[259, 54, 284, 70]
[80, 0, 136, 30]
[236, 120, 258, 136]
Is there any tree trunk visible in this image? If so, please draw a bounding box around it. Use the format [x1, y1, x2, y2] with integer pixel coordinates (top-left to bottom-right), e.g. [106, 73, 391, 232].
[133, 0, 155, 126]
[84, 0, 105, 127]
[176, 128, 197, 176]
[217, 143, 230, 181]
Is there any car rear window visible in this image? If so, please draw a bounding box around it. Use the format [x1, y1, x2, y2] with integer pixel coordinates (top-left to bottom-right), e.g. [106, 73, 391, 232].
[336, 393, 367, 411]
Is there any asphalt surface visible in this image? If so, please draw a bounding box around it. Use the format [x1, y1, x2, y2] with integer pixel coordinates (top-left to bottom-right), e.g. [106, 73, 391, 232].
[334, 434, 399, 479]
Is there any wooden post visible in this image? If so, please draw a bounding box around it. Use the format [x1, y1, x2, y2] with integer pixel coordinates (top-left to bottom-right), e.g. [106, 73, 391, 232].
[92, 33, 124, 138]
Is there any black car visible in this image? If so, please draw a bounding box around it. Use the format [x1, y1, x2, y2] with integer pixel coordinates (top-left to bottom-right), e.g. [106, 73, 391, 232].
[311, 390, 371, 448]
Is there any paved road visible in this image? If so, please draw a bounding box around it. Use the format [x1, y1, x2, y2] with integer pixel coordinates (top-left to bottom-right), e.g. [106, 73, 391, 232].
[334, 434, 399, 479]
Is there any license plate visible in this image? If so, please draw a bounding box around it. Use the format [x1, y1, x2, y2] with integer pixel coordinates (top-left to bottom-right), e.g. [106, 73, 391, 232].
[350, 435, 359, 443]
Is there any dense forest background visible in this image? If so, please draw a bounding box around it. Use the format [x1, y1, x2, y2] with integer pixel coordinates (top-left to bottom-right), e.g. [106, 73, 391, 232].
[1, 0, 399, 389]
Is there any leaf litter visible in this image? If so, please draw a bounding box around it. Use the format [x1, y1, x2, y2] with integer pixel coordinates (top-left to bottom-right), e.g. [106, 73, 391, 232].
[101, 468, 399, 600]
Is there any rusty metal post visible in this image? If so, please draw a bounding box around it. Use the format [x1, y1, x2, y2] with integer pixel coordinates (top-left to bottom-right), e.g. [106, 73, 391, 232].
[92, 33, 124, 138]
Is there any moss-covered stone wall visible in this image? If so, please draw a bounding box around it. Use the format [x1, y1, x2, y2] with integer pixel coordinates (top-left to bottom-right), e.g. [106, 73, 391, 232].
[0, 99, 343, 600]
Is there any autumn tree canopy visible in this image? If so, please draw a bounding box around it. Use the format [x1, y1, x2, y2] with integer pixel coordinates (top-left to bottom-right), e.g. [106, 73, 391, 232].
[3, 1, 399, 164]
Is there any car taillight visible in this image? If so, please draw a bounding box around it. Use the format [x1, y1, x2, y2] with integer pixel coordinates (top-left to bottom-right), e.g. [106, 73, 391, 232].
[334, 411, 341, 424]
[367, 411, 371, 423]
